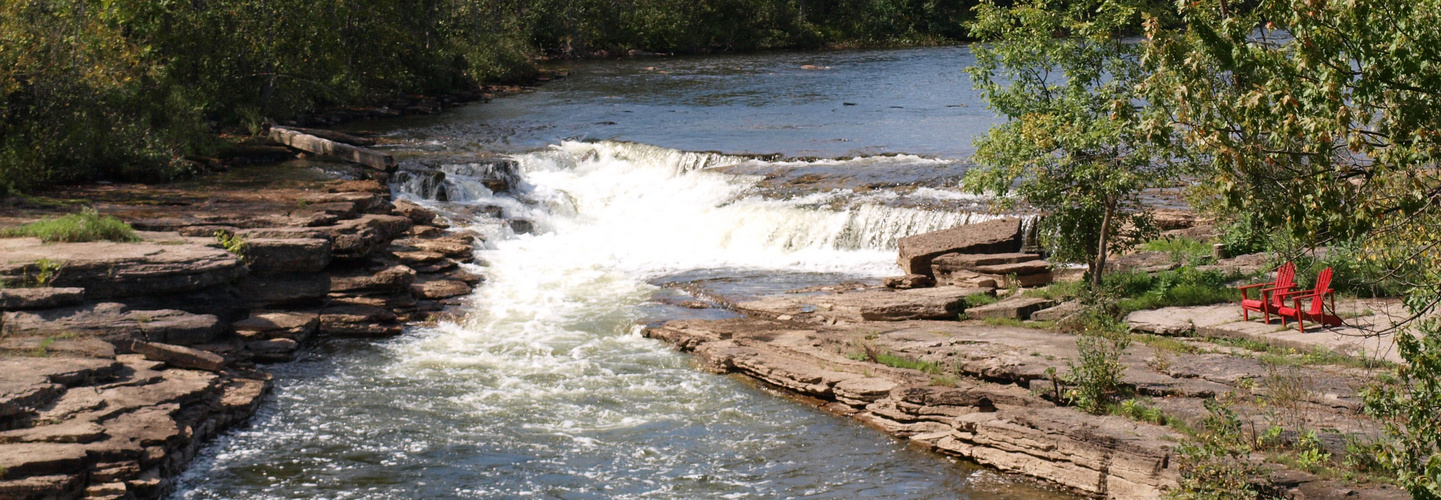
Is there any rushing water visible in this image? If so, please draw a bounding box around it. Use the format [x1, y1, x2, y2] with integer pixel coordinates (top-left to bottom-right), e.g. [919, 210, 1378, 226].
[176, 46, 1074, 499]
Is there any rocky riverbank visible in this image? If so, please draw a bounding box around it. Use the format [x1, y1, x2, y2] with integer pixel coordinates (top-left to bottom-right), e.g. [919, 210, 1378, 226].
[0, 138, 494, 498]
[644, 220, 1408, 500]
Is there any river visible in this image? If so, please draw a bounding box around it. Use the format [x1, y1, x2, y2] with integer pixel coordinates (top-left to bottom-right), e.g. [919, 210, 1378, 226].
[174, 46, 1074, 499]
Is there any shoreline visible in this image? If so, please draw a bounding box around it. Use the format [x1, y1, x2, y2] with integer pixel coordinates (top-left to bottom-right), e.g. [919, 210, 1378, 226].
[0, 151, 488, 498]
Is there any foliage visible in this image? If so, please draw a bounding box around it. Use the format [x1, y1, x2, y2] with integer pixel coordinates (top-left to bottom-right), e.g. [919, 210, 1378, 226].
[1169, 399, 1264, 500]
[1028, 266, 1239, 315]
[1108, 267, 1239, 314]
[0, 0, 987, 190]
[1141, 0, 1441, 314]
[1114, 398, 1167, 425]
[1288, 244, 1412, 299]
[875, 352, 943, 374]
[963, 0, 1177, 287]
[214, 231, 249, 260]
[1138, 236, 1213, 266]
[0, 209, 140, 243]
[964, 293, 999, 308]
[1364, 319, 1441, 499]
[1063, 312, 1131, 414]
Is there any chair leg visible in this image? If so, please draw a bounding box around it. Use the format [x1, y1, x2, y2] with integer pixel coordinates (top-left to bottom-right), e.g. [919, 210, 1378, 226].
[1244, 309, 1250, 321]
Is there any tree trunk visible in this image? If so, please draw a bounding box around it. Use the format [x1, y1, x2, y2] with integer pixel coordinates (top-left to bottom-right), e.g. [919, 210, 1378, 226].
[1092, 201, 1115, 288]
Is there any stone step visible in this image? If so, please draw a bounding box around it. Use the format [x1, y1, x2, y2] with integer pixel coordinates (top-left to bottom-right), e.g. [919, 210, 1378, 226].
[0, 240, 243, 299]
[2, 303, 222, 346]
[970, 260, 1051, 276]
[931, 252, 1040, 271]
[895, 218, 1023, 276]
[965, 297, 1057, 321]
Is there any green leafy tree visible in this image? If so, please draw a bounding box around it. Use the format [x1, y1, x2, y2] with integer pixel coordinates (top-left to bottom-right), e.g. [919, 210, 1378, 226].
[963, 0, 1175, 287]
[1143, 0, 1441, 495]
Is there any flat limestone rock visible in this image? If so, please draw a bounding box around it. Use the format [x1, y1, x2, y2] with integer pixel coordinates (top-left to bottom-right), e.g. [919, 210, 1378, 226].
[328, 215, 414, 258]
[0, 474, 82, 499]
[882, 274, 934, 289]
[0, 337, 116, 359]
[411, 279, 471, 300]
[1030, 301, 1084, 322]
[0, 442, 91, 478]
[895, 218, 1022, 276]
[970, 260, 1051, 276]
[1125, 304, 1242, 336]
[0, 239, 245, 299]
[233, 312, 318, 340]
[0, 287, 85, 310]
[330, 265, 416, 294]
[242, 238, 331, 274]
[736, 287, 993, 322]
[931, 252, 1040, 270]
[129, 340, 226, 372]
[965, 297, 1057, 321]
[2, 303, 222, 345]
[1107, 251, 1180, 273]
[236, 273, 330, 308]
[0, 420, 106, 444]
[931, 268, 1001, 288]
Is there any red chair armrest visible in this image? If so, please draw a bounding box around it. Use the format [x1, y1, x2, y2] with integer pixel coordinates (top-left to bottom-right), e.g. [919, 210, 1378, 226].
[1274, 289, 1310, 299]
[1237, 283, 1267, 290]
[1261, 285, 1295, 294]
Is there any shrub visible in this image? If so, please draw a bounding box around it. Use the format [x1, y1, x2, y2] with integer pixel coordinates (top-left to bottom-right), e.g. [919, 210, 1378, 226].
[1065, 313, 1131, 414]
[1364, 318, 1441, 499]
[0, 209, 140, 243]
[1169, 399, 1265, 500]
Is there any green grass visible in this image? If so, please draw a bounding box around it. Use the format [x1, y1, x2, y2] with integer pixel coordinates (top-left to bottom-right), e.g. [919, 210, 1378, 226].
[964, 293, 999, 308]
[874, 352, 943, 374]
[1021, 266, 1242, 315]
[1138, 236, 1214, 265]
[0, 208, 139, 243]
[1136, 333, 1201, 354]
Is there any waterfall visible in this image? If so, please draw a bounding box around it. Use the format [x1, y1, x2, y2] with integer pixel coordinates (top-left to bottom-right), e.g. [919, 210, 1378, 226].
[393, 140, 1011, 273]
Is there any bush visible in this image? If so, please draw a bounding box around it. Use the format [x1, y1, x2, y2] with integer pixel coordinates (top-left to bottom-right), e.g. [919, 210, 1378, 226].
[0, 209, 140, 243]
[1364, 318, 1441, 499]
[1170, 399, 1265, 500]
[1064, 312, 1131, 414]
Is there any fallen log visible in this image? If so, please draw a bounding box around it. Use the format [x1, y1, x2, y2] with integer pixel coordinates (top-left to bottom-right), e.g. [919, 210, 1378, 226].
[283, 126, 376, 147]
[269, 126, 395, 172]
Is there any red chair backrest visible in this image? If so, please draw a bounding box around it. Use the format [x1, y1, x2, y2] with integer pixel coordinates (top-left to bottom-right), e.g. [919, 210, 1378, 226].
[1307, 267, 1334, 315]
[1270, 262, 1296, 306]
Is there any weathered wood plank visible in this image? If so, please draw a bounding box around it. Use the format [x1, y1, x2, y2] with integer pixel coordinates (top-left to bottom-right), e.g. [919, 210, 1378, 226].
[268, 126, 394, 172]
[282, 126, 376, 147]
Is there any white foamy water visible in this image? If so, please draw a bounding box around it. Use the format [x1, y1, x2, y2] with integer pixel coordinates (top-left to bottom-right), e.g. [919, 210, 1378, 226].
[174, 140, 1067, 499]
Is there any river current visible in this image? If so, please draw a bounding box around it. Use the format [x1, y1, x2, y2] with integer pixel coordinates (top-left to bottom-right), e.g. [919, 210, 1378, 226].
[174, 46, 1074, 499]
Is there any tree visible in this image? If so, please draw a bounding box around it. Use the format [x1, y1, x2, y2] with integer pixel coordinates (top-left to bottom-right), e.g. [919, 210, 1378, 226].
[963, 0, 1175, 287]
[1142, 0, 1441, 494]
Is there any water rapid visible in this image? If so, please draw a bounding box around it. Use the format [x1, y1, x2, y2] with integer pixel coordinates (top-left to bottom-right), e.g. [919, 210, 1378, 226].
[174, 140, 1068, 499]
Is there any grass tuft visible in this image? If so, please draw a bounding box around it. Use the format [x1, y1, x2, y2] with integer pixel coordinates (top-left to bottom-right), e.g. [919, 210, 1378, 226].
[874, 352, 943, 374]
[0, 208, 139, 243]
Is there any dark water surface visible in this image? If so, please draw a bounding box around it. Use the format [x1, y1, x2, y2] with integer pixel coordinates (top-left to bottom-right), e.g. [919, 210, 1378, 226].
[176, 46, 1077, 499]
[364, 46, 997, 159]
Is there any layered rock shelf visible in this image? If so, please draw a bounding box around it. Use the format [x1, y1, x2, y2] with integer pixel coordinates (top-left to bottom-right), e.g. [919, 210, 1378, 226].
[645, 220, 1406, 500]
[0, 166, 484, 498]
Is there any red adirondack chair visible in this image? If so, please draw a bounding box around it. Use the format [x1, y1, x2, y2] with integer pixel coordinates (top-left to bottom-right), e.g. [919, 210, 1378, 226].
[1238, 261, 1296, 323]
[1275, 267, 1343, 333]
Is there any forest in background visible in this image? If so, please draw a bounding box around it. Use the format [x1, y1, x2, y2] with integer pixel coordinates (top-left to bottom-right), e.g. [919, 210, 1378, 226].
[0, 0, 976, 190]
